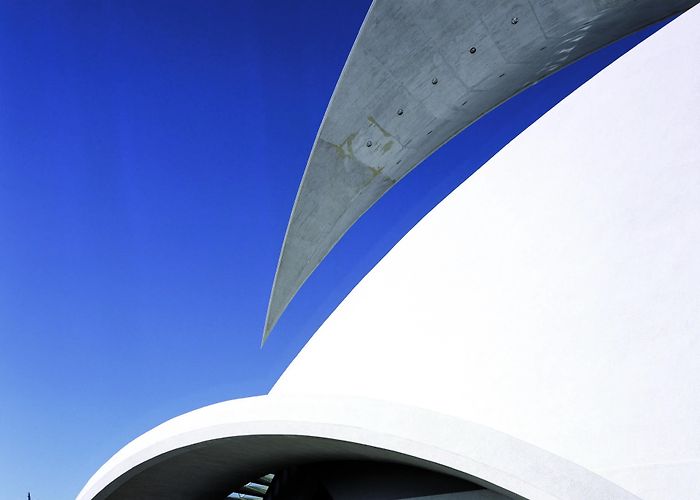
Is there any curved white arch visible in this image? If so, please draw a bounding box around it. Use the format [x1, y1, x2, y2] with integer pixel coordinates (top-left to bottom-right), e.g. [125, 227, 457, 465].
[78, 396, 637, 500]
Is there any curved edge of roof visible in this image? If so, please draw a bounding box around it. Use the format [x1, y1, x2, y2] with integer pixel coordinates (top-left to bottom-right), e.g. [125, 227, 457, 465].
[260, 0, 378, 346]
[78, 395, 640, 500]
[262, 0, 699, 343]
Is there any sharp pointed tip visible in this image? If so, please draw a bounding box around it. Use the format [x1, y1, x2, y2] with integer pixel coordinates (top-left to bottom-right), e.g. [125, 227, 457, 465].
[261, 314, 276, 348]
[262, 287, 284, 347]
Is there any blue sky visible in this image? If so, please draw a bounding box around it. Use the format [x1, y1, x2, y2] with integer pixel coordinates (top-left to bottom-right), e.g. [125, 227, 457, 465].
[0, 2, 666, 498]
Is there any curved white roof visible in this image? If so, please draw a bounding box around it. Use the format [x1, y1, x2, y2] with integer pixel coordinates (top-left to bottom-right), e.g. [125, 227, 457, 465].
[272, 5, 700, 499]
[80, 4, 700, 499]
[77, 395, 637, 500]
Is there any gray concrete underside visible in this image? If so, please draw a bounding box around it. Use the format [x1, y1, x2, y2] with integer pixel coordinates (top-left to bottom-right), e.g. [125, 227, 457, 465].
[97, 435, 512, 500]
[263, 0, 698, 342]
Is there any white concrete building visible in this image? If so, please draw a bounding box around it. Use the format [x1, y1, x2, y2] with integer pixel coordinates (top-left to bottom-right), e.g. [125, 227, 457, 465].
[79, 2, 700, 499]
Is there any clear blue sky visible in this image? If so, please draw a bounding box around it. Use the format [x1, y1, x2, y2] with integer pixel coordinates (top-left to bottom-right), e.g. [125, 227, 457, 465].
[0, 2, 665, 498]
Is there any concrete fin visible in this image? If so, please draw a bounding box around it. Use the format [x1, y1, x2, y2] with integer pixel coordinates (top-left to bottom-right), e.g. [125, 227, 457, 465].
[262, 0, 698, 343]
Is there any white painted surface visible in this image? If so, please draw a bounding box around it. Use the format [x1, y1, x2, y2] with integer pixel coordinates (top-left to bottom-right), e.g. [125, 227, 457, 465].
[77, 396, 637, 500]
[272, 6, 700, 499]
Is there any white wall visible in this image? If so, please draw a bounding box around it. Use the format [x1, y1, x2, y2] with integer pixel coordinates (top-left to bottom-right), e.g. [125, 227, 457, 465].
[272, 6, 700, 499]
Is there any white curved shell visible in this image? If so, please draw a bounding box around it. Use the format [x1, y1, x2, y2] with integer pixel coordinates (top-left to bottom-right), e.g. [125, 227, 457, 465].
[77, 396, 636, 500]
[272, 5, 700, 499]
[80, 4, 700, 499]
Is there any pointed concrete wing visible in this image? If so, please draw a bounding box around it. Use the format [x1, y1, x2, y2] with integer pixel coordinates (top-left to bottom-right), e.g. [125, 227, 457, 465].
[263, 0, 698, 343]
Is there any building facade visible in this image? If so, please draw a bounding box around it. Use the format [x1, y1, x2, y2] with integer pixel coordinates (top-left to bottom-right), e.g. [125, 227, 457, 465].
[79, 2, 700, 499]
